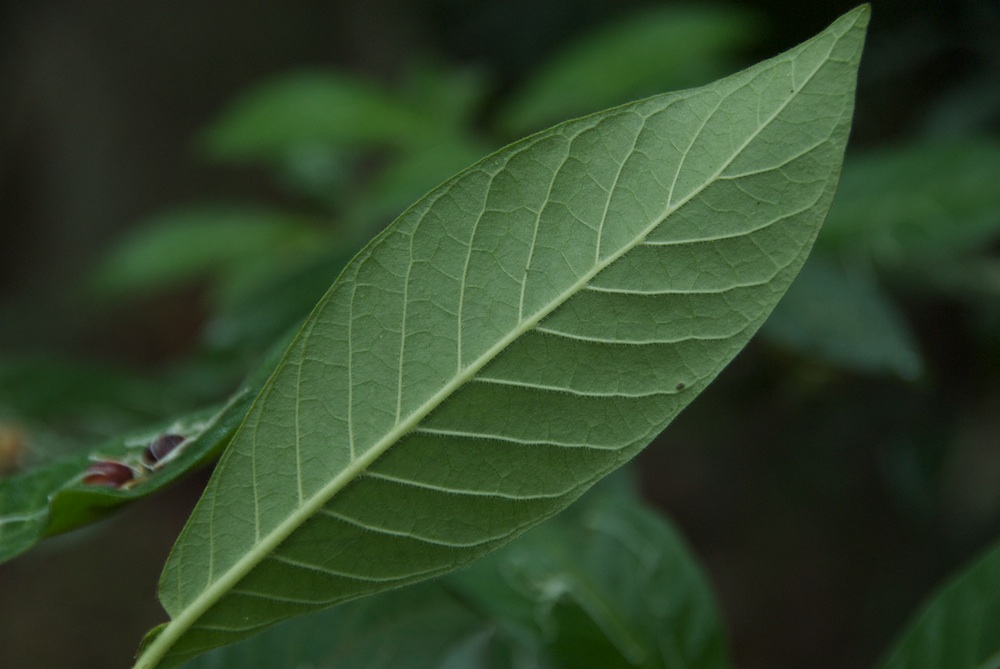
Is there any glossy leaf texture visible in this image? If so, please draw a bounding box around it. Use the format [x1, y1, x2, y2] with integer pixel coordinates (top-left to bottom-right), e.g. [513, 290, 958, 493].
[181, 473, 727, 669]
[136, 8, 868, 668]
[880, 539, 1000, 669]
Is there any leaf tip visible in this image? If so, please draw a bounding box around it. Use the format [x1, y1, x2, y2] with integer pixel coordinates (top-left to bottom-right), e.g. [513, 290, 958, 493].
[847, 4, 872, 28]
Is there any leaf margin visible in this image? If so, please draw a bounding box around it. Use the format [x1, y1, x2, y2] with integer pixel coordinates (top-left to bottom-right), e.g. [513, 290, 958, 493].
[136, 7, 871, 666]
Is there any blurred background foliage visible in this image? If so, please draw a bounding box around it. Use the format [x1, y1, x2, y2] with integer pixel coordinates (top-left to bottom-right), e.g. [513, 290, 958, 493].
[0, 0, 998, 667]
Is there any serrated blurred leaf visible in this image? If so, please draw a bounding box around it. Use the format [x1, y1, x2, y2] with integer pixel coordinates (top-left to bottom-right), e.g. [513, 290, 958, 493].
[0, 401, 236, 564]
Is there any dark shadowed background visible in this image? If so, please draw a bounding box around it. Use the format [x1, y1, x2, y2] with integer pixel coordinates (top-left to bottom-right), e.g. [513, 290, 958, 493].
[1, 1, 998, 667]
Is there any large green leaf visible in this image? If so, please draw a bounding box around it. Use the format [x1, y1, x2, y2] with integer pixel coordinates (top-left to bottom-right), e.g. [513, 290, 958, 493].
[135, 8, 868, 667]
[180, 473, 726, 669]
[879, 539, 1000, 669]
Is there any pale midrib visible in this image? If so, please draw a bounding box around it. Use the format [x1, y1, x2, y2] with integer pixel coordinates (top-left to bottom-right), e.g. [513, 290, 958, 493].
[0, 507, 47, 527]
[135, 31, 844, 669]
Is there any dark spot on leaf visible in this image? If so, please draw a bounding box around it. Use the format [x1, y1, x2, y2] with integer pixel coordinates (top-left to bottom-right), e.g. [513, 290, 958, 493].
[143, 433, 186, 466]
[83, 461, 135, 488]
[675, 382, 686, 390]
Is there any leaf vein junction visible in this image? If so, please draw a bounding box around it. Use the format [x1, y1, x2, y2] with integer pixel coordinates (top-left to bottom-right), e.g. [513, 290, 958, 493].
[470, 376, 684, 398]
[318, 508, 513, 549]
[268, 553, 451, 584]
[361, 470, 572, 500]
[412, 427, 625, 451]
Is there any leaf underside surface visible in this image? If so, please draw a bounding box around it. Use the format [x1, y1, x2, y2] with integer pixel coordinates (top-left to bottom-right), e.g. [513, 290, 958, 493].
[182, 475, 729, 669]
[136, 7, 868, 667]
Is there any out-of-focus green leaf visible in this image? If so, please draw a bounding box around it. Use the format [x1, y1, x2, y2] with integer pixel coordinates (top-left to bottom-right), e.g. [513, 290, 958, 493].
[762, 255, 923, 379]
[821, 141, 1000, 263]
[451, 474, 730, 669]
[0, 455, 86, 561]
[92, 205, 329, 301]
[497, 5, 761, 136]
[400, 60, 489, 133]
[879, 538, 1000, 669]
[351, 138, 493, 226]
[200, 73, 440, 162]
[273, 149, 365, 211]
[179, 580, 544, 669]
[203, 249, 355, 360]
[0, 358, 192, 442]
[918, 257, 1000, 299]
[0, 336, 288, 566]
[923, 76, 1000, 138]
[200, 66, 488, 208]
[0, 403, 236, 564]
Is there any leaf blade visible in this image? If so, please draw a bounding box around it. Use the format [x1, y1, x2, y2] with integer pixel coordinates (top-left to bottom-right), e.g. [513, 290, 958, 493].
[0, 334, 291, 565]
[137, 7, 869, 666]
[0, 383, 255, 564]
[880, 539, 1000, 669]
[180, 472, 728, 669]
